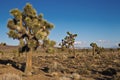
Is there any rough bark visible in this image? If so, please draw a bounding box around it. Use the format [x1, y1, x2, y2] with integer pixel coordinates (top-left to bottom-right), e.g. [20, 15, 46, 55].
[93, 47, 95, 56]
[25, 49, 33, 75]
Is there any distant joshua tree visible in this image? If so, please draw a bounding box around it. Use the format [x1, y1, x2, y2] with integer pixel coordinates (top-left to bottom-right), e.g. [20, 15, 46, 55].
[0, 42, 6, 46]
[90, 43, 104, 55]
[59, 32, 77, 53]
[90, 43, 98, 55]
[118, 43, 120, 47]
[7, 3, 54, 75]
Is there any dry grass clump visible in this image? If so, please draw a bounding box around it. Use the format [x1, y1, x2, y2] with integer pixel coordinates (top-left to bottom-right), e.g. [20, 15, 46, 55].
[1, 73, 22, 80]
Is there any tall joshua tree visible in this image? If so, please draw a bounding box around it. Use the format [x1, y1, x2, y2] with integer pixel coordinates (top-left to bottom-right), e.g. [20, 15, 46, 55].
[7, 3, 54, 75]
[59, 32, 77, 53]
[90, 42, 98, 55]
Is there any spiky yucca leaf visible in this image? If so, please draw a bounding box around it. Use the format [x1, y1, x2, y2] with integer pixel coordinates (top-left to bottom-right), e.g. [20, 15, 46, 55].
[67, 32, 71, 35]
[23, 3, 36, 17]
[38, 13, 43, 19]
[24, 17, 32, 28]
[28, 39, 37, 48]
[7, 20, 16, 30]
[10, 9, 21, 20]
[90, 43, 97, 48]
[19, 39, 25, 47]
[46, 24, 54, 30]
[7, 30, 19, 39]
[73, 34, 77, 37]
[35, 31, 47, 40]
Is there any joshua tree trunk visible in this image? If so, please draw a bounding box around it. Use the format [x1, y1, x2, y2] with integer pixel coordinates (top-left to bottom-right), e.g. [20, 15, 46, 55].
[72, 45, 76, 57]
[25, 49, 33, 75]
[93, 47, 95, 56]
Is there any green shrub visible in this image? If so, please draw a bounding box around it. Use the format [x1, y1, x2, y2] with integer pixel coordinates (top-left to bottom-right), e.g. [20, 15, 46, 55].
[46, 48, 55, 53]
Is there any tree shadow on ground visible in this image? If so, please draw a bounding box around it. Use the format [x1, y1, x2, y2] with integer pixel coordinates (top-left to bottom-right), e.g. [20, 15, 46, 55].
[92, 68, 117, 80]
[0, 59, 25, 72]
[41, 66, 49, 73]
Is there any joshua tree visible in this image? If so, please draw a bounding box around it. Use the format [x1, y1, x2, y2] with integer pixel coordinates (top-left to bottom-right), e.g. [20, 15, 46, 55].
[90, 43, 104, 55]
[59, 32, 77, 53]
[7, 3, 54, 75]
[90, 42, 98, 55]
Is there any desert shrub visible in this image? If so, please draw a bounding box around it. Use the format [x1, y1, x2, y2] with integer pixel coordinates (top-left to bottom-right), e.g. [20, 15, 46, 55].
[46, 48, 55, 53]
[2, 73, 22, 80]
[78, 68, 90, 75]
[0, 42, 6, 46]
[12, 50, 21, 57]
[0, 50, 4, 55]
[12, 50, 18, 54]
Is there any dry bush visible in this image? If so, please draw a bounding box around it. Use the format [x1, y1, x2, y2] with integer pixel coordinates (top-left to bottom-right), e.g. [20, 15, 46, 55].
[1, 73, 22, 80]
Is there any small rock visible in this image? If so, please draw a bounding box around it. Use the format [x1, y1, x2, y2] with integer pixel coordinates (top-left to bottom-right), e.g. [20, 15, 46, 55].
[51, 72, 59, 76]
[59, 76, 72, 80]
[6, 63, 12, 66]
[72, 73, 80, 80]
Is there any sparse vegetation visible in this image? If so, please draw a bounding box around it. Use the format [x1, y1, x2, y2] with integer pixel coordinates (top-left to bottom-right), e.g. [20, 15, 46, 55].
[0, 45, 120, 80]
[0, 2, 119, 80]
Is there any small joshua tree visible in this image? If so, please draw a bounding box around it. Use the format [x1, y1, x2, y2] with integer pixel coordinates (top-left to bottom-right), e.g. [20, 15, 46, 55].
[7, 3, 54, 75]
[90, 42, 98, 55]
[59, 32, 77, 53]
[90, 43, 103, 55]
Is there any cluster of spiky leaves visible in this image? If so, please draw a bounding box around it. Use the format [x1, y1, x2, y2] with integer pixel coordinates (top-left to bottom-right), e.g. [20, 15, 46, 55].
[7, 3, 54, 52]
[42, 39, 56, 53]
[90, 43, 98, 48]
[42, 39, 56, 48]
[59, 32, 77, 50]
